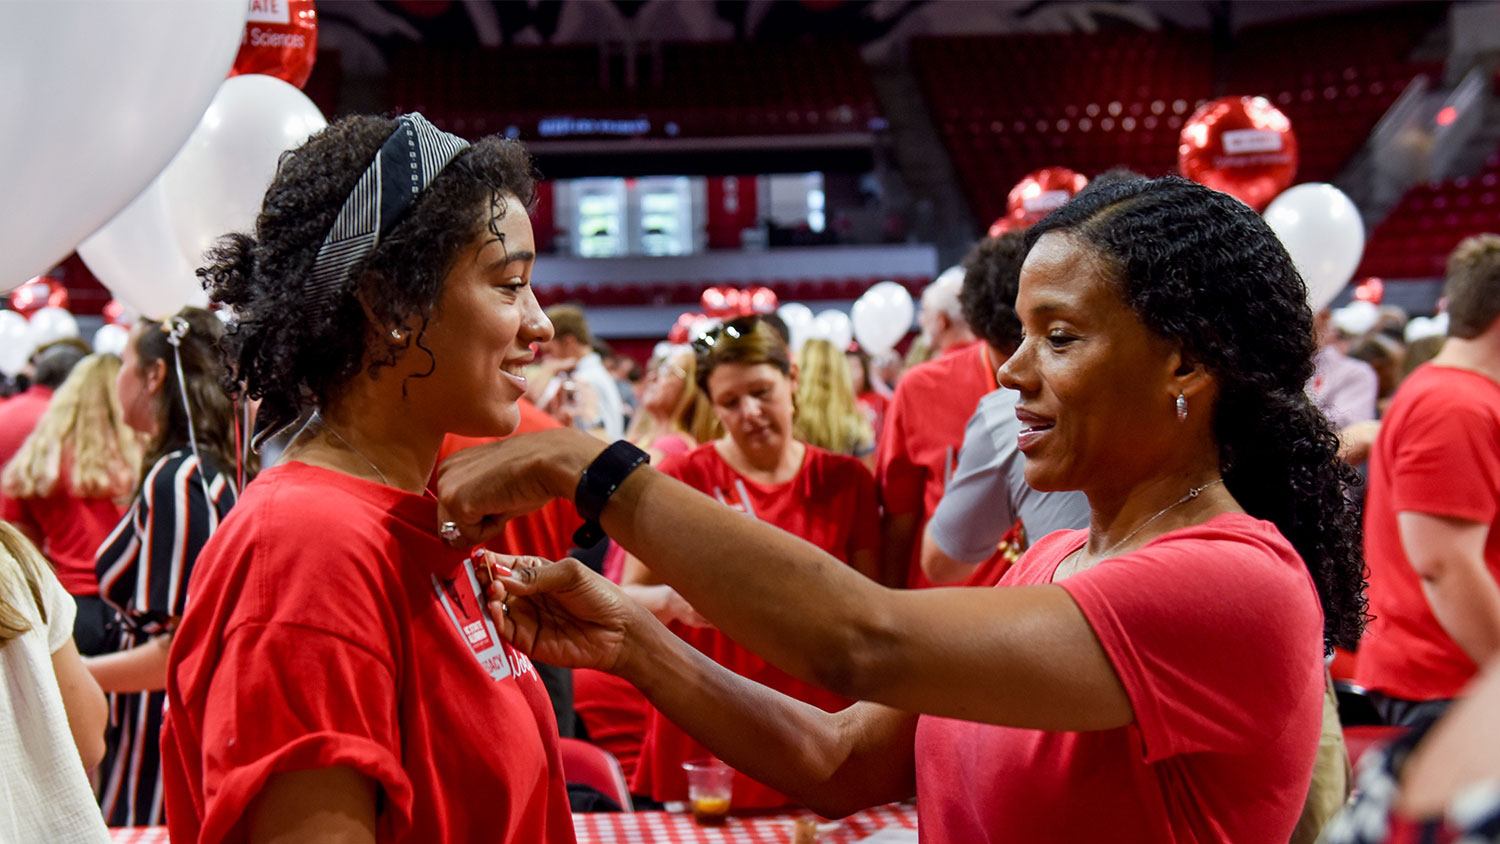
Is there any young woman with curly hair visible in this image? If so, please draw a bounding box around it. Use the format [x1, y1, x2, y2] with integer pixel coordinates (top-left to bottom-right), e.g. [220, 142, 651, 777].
[161, 114, 572, 844]
[436, 175, 1367, 843]
[2, 353, 140, 655]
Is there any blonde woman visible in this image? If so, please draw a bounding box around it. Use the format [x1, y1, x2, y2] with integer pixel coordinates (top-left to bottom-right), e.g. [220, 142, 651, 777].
[0, 521, 109, 843]
[624, 345, 716, 462]
[793, 338, 875, 462]
[2, 354, 139, 656]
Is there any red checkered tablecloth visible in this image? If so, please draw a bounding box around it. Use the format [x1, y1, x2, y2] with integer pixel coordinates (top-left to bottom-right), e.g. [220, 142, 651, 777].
[110, 803, 918, 843]
[573, 803, 917, 843]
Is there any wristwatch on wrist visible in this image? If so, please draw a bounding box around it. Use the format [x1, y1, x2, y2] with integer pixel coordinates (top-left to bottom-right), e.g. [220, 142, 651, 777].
[572, 440, 650, 547]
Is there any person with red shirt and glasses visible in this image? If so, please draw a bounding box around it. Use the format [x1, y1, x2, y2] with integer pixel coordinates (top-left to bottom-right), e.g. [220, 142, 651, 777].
[618, 317, 880, 808]
[163, 114, 575, 844]
[1358, 234, 1500, 727]
[438, 176, 1367, 843]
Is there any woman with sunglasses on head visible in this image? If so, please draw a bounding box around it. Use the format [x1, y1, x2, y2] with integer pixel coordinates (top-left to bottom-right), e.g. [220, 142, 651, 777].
[609, 317, 880, 809]
[623, 345, 715, 464]
[438, 176, 1367, 843]
[162, 114, 573, 844]
[86, 307, 240, 828]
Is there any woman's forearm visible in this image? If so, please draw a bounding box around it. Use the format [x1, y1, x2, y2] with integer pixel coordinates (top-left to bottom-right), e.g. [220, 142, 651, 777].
[620, 616, 916, 818]
[84, 635, 170, 693]
[604, 469, 899, 698]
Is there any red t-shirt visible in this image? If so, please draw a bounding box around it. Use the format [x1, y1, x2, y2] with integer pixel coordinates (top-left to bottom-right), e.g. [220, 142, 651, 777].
[0, 385, 51, 469]
[162, 462, 575, 844]
[874, 343, 1001, 588]
[436, 398, 582, 562]
[1, 479, 122, 596]
[1358, 364, 1500, 701]
[915, 514, 1325, 844]
[631, 442, 882, 808]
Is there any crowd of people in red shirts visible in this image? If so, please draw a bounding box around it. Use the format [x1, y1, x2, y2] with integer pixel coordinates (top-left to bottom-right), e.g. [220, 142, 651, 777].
[1, 112, 1499, 844]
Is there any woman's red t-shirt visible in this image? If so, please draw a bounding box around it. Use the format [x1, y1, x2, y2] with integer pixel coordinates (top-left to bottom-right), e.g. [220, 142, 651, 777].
[162, 462, 575, 844]
[915, 514, 1326, 844]
[631, 442, 882, 809]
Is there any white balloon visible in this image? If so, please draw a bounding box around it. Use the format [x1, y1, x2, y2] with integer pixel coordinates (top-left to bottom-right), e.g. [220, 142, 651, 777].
[1263, 183, 1366, 313]
[1331, 300, 1380, 336]
[0, 311, 33, 377]
[78, 178, 209, 320]
[28, 308, 79, 349]
[777, 303, 815, 352]
[92, 324, 130, 357]
[850, 281, 916, 355]
[0, 0, 245, 290]
[812, 310, 854, 352]
[162, 74, 329, 270]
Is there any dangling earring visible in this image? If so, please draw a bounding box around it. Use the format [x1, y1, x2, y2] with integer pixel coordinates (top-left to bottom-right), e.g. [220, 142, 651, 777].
[1175, 392, 1188, 422]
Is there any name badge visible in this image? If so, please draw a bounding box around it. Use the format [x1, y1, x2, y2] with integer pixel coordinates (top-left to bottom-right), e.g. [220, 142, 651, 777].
[433, 560, 512, 682]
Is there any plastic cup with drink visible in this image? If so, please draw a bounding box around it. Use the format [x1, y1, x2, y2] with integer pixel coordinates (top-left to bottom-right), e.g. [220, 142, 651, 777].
[683, 758, 733, 826]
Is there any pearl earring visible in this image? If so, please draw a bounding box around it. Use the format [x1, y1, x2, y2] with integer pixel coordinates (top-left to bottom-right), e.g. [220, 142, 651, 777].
[391, 328, 405, 341]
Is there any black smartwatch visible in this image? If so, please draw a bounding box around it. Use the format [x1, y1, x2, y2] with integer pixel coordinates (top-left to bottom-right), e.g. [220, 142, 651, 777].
[572, 440, 650, 547]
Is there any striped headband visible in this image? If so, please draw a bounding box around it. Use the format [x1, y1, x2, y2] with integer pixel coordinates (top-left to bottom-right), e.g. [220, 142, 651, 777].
[304, 113, 470, 321]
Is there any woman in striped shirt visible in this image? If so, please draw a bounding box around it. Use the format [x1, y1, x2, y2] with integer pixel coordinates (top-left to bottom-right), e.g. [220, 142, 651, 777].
[88, 307, 243, 827]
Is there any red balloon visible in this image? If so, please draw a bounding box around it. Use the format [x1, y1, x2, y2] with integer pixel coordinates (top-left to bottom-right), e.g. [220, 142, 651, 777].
[987, 215, 1020, 238]
[1354, 277, 1385, 305]
[9, 277, 68, 317]
[230, 0, 318, 90]
[668, 312, 707, 345]
[700, 286, 734, 319]
[1006, 167, 1089, 227]
[747, 286, 778, 315]
[102, 300, 128, 326]
[1178, 96, 1298, 212]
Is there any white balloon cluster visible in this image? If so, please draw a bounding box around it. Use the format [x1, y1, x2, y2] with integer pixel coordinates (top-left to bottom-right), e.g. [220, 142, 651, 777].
[1331, 300, 1380, 336]
[850, 281, 916, 355]
[1404, 313, 1449, 343]
[0, 307, 82, 378]
[1263, 183, 1367, 313]
[0, 0, 247, 292]
[79, 74, 328, 319]
[775, 303, 855, 353]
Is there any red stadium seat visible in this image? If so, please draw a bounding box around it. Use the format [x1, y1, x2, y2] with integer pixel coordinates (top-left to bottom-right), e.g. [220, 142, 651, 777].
[558, 737, 634, 812]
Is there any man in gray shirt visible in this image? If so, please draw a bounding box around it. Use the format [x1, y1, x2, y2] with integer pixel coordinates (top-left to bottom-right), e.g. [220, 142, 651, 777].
[921, 387, 1089, 583]
[917, 233, 1089, 584]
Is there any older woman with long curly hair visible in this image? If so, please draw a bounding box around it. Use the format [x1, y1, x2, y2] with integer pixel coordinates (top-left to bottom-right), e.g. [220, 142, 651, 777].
[438, 176, 1367, 843]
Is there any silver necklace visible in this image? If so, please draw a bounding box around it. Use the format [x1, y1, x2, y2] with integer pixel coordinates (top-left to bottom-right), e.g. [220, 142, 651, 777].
[315, 411, 393, 487]
[312, 411, 463, 543]
[1083, 478, 1225, 565]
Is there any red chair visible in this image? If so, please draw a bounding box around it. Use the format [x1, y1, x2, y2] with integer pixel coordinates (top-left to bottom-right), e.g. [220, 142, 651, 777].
[1343, 725, 1408, 770]
[558, 737, 634, 811]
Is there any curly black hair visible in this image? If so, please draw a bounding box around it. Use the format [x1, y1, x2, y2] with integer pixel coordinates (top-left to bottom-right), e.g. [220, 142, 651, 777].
[1028, 176, 1367, 651]
[958, 230, 1027, 355]
[199, 115, 538, 439]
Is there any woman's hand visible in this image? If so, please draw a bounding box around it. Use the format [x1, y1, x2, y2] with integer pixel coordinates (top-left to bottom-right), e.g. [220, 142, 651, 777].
[433, 428, 605, 546]
[481, 552, 651, 676]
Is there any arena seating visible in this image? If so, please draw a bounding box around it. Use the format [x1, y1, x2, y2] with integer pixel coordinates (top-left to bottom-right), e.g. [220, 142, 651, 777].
[1226, 4, 1444, 183]
[1359, 146, 1500, 279]
[913, 4, 1444, 228]
[386, 40, 880, 139]
[912, 30, 1214, 226]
